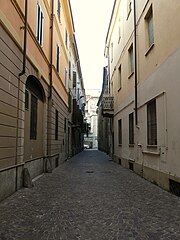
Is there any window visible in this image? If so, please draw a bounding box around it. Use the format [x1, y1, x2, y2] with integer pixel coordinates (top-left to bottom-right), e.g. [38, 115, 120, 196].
[64, 117, 66, 133]
[145, 6, 154, 48]
[36, 2, 44, 46]
[118, 18, 121, 43]
[68, 92, 72, 113]
[55, 110, 58, 140]
[57, 0, 61, 21]
[111, 42, 113, 62]
[56, 44, 60, 73]
[64, 68, 67, 88]
[147, 99, 157, 145]
[129, 112, 134, 144]
[127, 0, 132, 18]
[25, 90, 29, 110]
[118, 119, 122, 145]
[30, 94, 38, 140]
[65, 29, 68, 48]
[73, 71, 76, 88]
[69, 61, 71, 79]
[118, 65, 122, 90]
[128, 44, 134, 75]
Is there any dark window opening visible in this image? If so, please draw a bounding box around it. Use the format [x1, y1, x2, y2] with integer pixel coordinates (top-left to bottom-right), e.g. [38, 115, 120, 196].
[129, 162, 134, 171]
[118, 119, 122, 145]
[147, 99, 157, 145]
[55, 110, 58, 140]
[30, 94, 38, 140]
[64, 117, 66, 133]
[25, 90, 29, 110]
[129, 112, 134, 144]
[55, 157, 59, 168]
[169, 179, 180, 197]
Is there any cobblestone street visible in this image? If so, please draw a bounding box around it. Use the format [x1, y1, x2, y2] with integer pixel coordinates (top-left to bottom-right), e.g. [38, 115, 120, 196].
[0, 150, 180, 240]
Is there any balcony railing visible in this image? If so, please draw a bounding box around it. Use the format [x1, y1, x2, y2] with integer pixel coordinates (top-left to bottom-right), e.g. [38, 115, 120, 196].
[102, 96, 114, 117]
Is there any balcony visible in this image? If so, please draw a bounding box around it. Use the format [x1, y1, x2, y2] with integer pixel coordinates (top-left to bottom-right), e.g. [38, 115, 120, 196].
[102, 96, 114, 117]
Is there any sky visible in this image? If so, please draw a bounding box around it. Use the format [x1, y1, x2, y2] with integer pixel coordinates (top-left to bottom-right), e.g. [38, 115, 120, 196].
[70, 0, 114, 95]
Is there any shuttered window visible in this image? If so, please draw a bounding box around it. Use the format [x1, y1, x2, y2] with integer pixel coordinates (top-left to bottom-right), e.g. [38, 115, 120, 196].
[118, 65, 122, 90]
[129, 44, 134, 74]
[147, 99, 157, 145]
[148, 12, 154, 47]
[118, 119, 122, 145]
[57, 0, 61, 20]
[36, 2, 44, 46]
[145, 6, 154, 48]
[129, 112, 134, 144]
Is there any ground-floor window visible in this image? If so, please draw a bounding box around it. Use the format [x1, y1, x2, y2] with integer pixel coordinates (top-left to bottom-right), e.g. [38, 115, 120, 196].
[118, 119, 122, 145]
[147, 99, 157, 145]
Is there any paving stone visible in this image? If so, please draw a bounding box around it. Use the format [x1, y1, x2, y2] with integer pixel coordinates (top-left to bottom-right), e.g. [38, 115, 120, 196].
[0, 150, 180, 240]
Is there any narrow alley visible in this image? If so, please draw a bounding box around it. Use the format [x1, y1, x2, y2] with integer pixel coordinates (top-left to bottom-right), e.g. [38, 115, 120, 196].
[0, 150, 180, 240]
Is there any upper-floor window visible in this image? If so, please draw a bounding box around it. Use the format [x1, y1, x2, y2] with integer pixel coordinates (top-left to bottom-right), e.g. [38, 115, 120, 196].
[118, 65, 122, 90]
[111, 42, 113, 63]
[36, 2, 44, 46]
[118, 18, 121, 43]
[147, 99, 157, 145]
[56, 44, 60, 73]
[128, 44, 134, 75]
[57, 0, 61, 21]
[64, 68, 67, 88]
[69, 61, 71, 79]
[127, 0, 132, 19]
[65, 29, 68, 48]
[145, 5, 154, 49]
[73, 71, 77, 88]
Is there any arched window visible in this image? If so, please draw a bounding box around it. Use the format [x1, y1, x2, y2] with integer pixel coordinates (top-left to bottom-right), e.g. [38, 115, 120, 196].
[25, 76, 45, 140]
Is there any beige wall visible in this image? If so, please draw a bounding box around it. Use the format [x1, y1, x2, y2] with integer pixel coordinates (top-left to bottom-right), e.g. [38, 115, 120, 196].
[105, 0, 180, 189]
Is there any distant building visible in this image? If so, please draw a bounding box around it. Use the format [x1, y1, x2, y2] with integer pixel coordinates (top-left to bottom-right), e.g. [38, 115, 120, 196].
[98, 0, 180, 195]
[84, 94, 99, 149]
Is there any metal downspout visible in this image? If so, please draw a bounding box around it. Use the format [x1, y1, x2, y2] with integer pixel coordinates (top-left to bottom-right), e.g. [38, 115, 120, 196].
[19, 0, 28, 76]
[49, 0, 54, 100]
[47, 0, 54, 159]
[133, 0, 138, 125]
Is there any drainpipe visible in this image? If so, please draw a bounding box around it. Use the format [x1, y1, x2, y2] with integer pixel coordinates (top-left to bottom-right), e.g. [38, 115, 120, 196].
[19, 0, 28, 76]
[133, 0, 138, 125]
[49, 0, 54, 99]
[47, 0, 54, 161]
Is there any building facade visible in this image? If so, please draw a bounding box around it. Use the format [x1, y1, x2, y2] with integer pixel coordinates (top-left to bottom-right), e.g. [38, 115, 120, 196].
[0, 0, 85, 201]
[97, 67, 112, 154]
[99, 0, 180, 195]
[84, 93, 99, 149]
